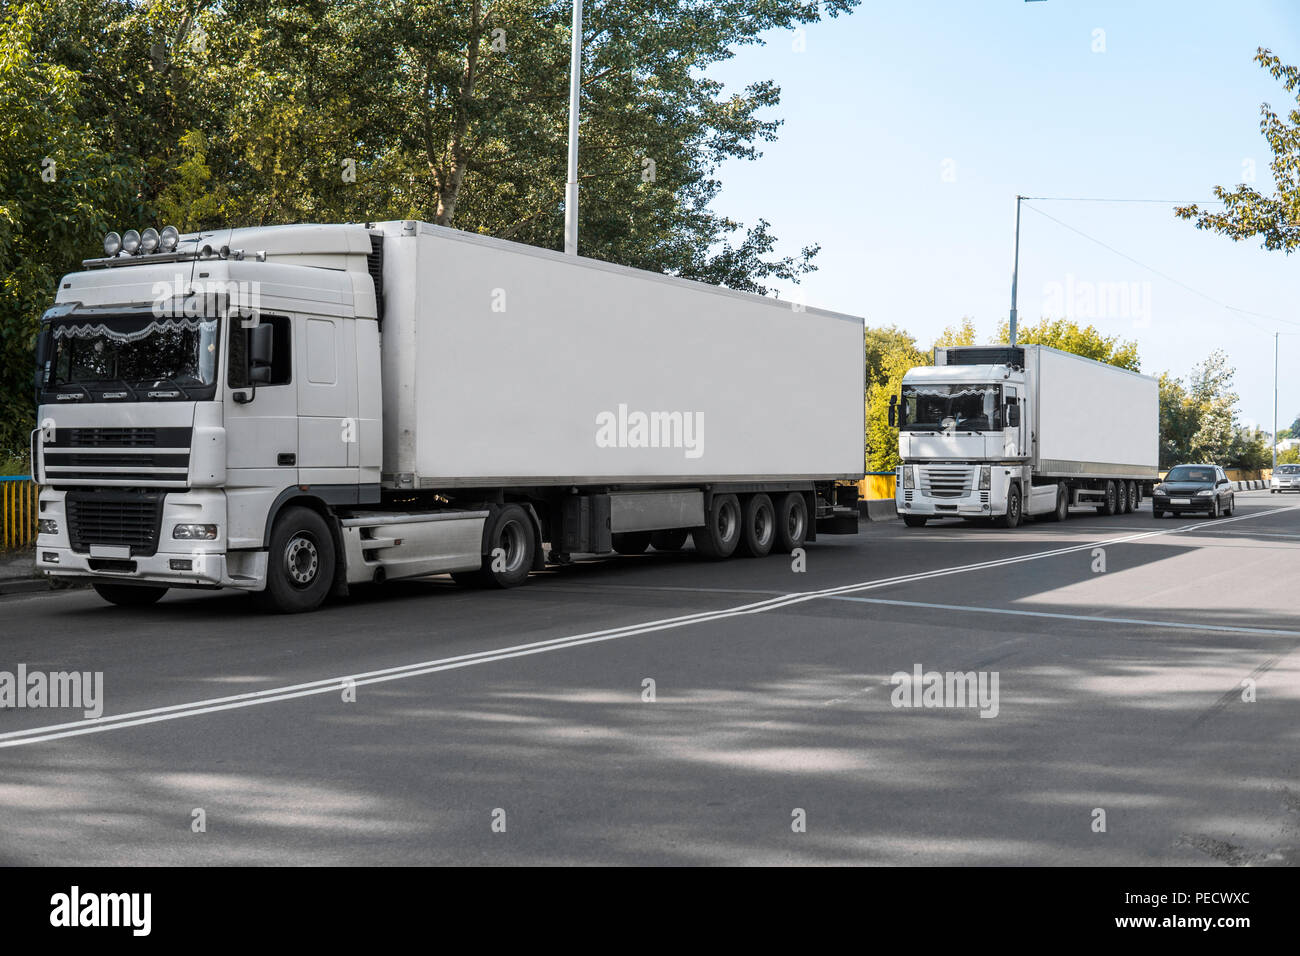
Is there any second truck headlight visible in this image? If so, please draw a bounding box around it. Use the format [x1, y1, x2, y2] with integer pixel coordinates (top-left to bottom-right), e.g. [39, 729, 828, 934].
[37, 518, 58, 535]
[979, 466, 991, 490]
[903, 465, 915, 489]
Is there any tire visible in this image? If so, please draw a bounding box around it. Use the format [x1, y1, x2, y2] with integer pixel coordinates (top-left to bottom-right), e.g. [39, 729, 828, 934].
[1152, 509, 1164, 519]
[902, 515, 928, 528]
[469, 504, 535, 588]
[257, 506, 336, 613]
[1097, 481, 1117, 516]
[773, 493, 810, 552]
[1209, 498, 1220, 519]
[92, 583, 168, 607]
[1001, 485, 1022, 528]
[737, 494, 776, 558]
[694, 494, 741, 560]
[1127, 480, 1139, 513]
[1224, 494, 1235, 516]
[650, 529, 689, 552]
[1046, 482, 1069, 522]
[612, 531, 652, 555]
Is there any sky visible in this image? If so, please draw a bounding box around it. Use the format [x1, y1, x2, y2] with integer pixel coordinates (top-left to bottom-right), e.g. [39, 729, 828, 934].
[705, 0, 1300, 434]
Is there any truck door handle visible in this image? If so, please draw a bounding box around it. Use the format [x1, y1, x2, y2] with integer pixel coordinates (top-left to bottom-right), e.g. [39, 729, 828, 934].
[278, 453, 296, 466]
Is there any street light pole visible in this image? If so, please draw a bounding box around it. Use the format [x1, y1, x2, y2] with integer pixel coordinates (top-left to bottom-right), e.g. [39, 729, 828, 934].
[1009, 195, 1023, 346]
[564, 0, 583, 257]
[1274, 330, 1279, 474]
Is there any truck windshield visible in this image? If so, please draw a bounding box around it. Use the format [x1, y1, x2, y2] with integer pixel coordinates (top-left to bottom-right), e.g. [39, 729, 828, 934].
[900, 384, 1002, 432]
[43, 314, 220, 401]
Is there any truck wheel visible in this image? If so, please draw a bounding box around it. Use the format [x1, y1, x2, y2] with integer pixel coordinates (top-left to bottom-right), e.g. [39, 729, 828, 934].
[737, 494, 775, 558]
[1001, 486, 1022, 528]
[1127, 480, 1139, 513]
[650, 529, 689, 551]
[694, 494, 741, 559]
[1046, 483, 1069, 522]
[612, 532, 652, 555]
[92, 583, 168, 607]
[257, 506, 336, 613]
[902, 515, 927, 528]
[477, 504, 536, 587]
[1097, 481, 1117, 516]
[774, 493, 809, 551]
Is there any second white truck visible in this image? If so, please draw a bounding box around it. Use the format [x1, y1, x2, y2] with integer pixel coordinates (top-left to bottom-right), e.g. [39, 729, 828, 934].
[890, 344, 1159, 527]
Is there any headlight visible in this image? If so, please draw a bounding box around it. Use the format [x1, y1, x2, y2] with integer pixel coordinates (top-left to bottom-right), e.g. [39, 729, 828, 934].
[173, 523, 218, 540]
[122, 229, 141, 254]
[159, 225, 180, 252]
[140, 227, 160, 253]
[979, 466, 991, 490]
[37, 518, 58, 535]
[1196, 489, 1214, 496]
[103, 232, 122, 256]
[903, 466, 915, 489]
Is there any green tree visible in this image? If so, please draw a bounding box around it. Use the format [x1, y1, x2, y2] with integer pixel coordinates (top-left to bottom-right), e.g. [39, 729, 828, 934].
[1176, 49, 1300, 250]
[995, 317, 1141, 371]
[0, 6, 137, 455]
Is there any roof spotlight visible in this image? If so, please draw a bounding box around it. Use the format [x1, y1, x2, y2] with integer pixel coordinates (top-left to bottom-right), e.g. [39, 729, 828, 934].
[103, 232, 122, 256]
[159, 225, 180, 252]
[140, 227, 160, 254]
[122, 229, 141, 254]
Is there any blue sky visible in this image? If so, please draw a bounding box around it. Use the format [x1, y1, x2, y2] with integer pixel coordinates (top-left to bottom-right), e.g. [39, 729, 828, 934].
[706, 0, 1300, 433]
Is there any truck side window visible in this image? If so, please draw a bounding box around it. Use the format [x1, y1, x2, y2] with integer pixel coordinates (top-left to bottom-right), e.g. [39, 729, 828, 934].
[228, 314, 292, 388]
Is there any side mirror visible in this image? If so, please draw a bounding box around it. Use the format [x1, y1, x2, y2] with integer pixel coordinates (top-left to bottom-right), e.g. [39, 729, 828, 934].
[32, 327, 50, 393]
[250, 321, 274, 369]
[1007, 404, 1021, 428]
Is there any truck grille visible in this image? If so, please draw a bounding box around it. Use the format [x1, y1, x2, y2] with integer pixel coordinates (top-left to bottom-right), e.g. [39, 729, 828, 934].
[43, 427, 191, 487]
[921, 466, 972, 498]
[66, 491, 164, 556]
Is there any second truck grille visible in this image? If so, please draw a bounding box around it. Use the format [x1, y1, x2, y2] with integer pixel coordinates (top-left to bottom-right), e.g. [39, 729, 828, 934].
[66, 492, 164, 556]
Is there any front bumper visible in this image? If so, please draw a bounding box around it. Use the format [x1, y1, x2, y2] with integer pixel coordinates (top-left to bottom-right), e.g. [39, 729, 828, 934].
[34, 488, 266, 590]
[1152, 494, 1218, 512]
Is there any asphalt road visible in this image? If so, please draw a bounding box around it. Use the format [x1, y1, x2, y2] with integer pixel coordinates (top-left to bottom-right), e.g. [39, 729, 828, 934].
[1, 491, 1297, 865]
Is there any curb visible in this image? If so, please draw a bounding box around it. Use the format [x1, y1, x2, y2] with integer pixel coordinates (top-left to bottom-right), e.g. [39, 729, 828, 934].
[858, 499, 899, 522]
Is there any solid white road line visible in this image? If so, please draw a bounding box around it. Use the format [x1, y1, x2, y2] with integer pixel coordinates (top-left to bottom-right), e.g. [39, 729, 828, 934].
[2, 503, 1296, 749]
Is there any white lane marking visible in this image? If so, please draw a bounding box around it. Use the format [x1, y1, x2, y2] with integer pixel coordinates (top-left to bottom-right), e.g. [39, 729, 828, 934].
[828, 596, 1300, 638]
[2, 504, 1296, 749]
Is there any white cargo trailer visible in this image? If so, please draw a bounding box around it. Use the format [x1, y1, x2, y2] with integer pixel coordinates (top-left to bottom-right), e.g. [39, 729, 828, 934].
[32, 221, 864, 611]
[890, 344, 1158, 527]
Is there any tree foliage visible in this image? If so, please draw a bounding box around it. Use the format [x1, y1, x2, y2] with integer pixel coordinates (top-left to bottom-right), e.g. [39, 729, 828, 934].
[995, 317, 1141, 371]
[0, 0, 859, 455]
[1176, 49, 1300, 251]
[1157, 350, 1268, 469]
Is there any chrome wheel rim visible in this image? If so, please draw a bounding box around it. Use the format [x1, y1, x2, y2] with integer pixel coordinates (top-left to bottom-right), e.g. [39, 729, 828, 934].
[285, 534, 319, 588]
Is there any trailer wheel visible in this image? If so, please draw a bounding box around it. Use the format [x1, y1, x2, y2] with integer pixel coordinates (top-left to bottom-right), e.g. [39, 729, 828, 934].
[1046, 483, 1069, 522]
[1096, 481, 1118, 516]
[694, 494, 741, 559]
[1126, 480, 1139, 513]
[650, 530, 689, 552]
[737, 494, 776, 558]
[612, 532, 652, 555]
[774, 493, 810, 551]
[1001, 486, 1022, 528]
[257, 506, 336, 613]
[92, 583, 168, 607]
[1118, 481, 1132, 514]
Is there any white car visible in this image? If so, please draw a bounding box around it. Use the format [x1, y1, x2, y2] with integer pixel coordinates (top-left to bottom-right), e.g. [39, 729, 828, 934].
[1271, 463, 1300, 493]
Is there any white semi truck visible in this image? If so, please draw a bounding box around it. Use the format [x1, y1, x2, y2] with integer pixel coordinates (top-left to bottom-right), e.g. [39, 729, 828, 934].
[890, 344, 1158, 527]
[30, 221, 864, 611]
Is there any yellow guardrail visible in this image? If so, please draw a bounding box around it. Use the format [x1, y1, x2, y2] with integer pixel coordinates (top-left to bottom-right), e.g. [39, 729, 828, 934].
[857, 471, 897, 500]
[2, 477, 38, 550]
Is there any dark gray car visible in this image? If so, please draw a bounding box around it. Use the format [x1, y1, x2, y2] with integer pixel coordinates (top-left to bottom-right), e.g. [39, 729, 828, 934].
[1152, 464, 1235, 518]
